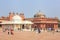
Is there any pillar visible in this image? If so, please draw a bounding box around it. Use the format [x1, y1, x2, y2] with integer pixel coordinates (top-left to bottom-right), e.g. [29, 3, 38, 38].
[54, 24, 58, 30]
[43, 24, 46, 30]
[29, 24, 32, 31]
[10, 24, 12, 29]
[2, 24, 4, 32]
[14, 24, 17, 31]
[20, 24, 22, 31]
[40, 24, 45, 30]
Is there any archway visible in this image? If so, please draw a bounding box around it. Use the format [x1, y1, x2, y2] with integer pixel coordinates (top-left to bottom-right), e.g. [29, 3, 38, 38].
[46, 24, 54, 30]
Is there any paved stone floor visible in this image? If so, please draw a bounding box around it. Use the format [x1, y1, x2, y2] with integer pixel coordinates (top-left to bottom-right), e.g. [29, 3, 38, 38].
[0, 30, 60, 40]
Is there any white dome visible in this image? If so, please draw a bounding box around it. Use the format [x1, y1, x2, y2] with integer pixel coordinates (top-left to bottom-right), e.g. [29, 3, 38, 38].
[12, 15, 22, 21]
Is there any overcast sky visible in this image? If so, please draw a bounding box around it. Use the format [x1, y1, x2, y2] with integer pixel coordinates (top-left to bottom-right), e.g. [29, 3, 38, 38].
[0, 0, 60, 18]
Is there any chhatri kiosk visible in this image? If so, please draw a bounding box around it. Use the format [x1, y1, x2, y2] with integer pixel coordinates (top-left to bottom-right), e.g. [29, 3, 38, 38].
[1, 14, 33, 31]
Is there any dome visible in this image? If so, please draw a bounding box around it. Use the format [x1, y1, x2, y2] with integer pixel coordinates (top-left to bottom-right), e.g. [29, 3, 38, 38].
[12, 15, 22, 21]
[34, 11, 46, 18]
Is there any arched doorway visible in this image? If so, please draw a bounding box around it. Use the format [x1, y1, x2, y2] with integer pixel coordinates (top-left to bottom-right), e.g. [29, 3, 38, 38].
[22, 24, 24, 29]
[46, 24, 54, 31]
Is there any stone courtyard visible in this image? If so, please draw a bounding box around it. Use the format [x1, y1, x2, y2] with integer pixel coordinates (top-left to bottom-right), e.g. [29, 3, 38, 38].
[0, 29, 60, 40]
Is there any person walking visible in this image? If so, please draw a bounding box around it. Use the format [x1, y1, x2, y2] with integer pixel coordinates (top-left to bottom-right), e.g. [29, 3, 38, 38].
[11, 29, 14, 35]
[37, 28, 41, 33]
[8, 29, 10, 35]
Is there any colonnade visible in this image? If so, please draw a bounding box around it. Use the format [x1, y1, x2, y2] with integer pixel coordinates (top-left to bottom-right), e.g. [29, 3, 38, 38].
[2, 24, 32, 32]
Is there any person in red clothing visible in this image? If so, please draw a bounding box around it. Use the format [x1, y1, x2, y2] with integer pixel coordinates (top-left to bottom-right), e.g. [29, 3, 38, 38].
[11, 29, 14, 35]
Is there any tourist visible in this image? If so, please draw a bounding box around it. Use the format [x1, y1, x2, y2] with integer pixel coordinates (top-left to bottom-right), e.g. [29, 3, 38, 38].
[37, 28, 41, 33]
[8, 29, 10, 35]
[11, 29, 14, 35]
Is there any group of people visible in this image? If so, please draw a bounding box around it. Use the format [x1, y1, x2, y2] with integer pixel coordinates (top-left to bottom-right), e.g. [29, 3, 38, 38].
[3, 28, 14, 35]
[34, 26, 55, 33]
[8, 29, 14, 35]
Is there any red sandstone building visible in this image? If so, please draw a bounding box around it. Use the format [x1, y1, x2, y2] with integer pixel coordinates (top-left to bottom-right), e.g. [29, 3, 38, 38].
[0, 11, 58, 31]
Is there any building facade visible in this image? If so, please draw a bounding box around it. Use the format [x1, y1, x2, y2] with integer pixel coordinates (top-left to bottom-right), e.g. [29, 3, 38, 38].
[0, 11, 58, 31]
[0, 12, 33, 31]
[25, 11, 58, 31]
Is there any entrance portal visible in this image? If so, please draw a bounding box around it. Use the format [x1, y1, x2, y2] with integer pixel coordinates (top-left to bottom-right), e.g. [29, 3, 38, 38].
[22, 25, 24, 29]
[46, 24, 54, 31]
